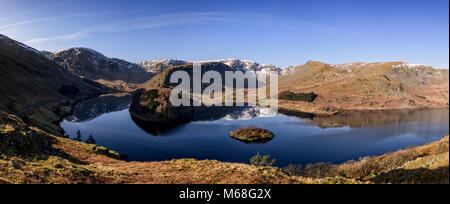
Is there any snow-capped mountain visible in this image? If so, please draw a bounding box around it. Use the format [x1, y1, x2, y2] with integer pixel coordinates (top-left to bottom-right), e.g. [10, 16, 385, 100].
[197, 59, 283, 73]
[279, 65, 296, 75]
[139, 58, 289, 75]
[40, 50, 54, 60]
[51, 48, 154, 84]
[223, 106, 278, 120]
[139, 59, 188, 74]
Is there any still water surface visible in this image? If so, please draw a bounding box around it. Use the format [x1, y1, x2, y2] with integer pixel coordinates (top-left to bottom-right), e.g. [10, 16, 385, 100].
[61, 94, 449, 167]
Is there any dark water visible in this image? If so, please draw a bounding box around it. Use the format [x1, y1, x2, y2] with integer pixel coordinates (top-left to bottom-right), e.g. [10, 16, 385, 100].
[61, 94, 449, 167]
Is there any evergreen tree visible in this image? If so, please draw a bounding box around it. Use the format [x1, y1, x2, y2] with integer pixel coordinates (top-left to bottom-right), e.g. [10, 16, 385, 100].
[85, 134, 96, 144]
[75, 130, 82, 142]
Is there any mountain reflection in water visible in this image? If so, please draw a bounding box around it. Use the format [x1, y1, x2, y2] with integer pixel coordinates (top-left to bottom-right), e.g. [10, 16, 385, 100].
[60, 95, 449, 167]
[65, 93, 132, 122]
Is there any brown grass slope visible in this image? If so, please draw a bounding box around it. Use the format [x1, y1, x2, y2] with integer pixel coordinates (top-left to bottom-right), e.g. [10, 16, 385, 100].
[279, 61, 449, 114]
[0, 34, 110, 134]
[284, 136, 449, 184]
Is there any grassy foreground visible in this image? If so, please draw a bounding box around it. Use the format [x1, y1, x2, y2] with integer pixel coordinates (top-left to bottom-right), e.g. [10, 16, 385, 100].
[1, 111, 448, 184]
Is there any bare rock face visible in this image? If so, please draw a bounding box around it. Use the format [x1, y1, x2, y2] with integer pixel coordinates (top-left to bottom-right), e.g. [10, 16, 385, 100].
[52, 48, 154, 84]
[0, 111, 55, 155]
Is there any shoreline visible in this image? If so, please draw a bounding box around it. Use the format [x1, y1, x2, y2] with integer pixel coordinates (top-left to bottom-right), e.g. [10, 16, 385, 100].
[2, 110, 448, 184]
[278, 102, 450, 117]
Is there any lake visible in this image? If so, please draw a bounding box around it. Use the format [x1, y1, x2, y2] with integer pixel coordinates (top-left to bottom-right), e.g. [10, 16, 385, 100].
[61, 94, 449, 167]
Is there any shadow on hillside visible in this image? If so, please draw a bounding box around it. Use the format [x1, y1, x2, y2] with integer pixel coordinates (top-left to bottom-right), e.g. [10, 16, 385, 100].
[370, 166, 449, 184]
[0, 128, 89, 166]
[26, 135, 90, 165]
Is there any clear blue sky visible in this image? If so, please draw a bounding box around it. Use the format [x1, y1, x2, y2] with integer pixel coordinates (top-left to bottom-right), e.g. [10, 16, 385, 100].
[0, 0, 448, 68]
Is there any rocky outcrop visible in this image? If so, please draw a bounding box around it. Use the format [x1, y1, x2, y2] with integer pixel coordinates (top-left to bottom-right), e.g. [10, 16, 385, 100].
[130, 62, 239, 124]
[0, 111, 54, 155]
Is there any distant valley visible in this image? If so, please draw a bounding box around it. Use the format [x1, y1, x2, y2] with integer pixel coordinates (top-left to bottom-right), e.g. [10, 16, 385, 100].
[1, 33, 449, 133]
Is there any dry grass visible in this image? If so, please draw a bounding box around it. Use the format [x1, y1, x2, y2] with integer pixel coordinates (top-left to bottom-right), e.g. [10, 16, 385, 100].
[284, 136, 449, 184]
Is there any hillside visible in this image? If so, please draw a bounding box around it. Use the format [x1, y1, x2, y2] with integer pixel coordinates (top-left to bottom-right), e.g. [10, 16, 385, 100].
[0, 34, 110, 135]
[284, 135, 449, 184]
[279, 61, 449, 114]
[51, 48, 155, 90]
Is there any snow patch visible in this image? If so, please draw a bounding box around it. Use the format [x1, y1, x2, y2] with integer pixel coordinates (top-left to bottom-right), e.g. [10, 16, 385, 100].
[224, 107, 277, 120]
[0, 34, 41, 55]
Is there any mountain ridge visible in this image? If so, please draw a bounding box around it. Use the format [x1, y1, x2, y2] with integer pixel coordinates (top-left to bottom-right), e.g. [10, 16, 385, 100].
[36, 44, 449, 83]
[0, 34, 110, 134]
[51, 47, 154, 85]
